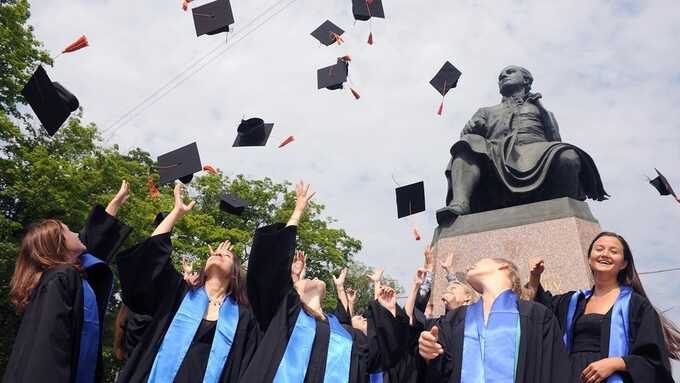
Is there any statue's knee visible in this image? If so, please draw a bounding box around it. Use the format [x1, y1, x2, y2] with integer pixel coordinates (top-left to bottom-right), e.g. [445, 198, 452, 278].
[558, 149, 581, 169]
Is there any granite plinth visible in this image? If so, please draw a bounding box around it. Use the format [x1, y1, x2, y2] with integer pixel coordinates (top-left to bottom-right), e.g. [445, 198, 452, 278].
[431, 197, 601, 317]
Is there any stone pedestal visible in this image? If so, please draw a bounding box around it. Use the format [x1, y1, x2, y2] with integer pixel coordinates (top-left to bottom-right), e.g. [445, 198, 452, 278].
[431, 197, 601, 317]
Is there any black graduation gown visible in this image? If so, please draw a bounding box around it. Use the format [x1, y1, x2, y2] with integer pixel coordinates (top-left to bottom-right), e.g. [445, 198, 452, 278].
[122, 310, 153, 358]
[425, 299, 570, 383]
[535, 286, 675, 383]
[239, 223, 409, 383]
[115, 233, 260, 383]
[3, 205, 131, 383]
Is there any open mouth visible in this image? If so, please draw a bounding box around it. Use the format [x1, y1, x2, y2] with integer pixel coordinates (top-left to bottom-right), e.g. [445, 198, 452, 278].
[596, 257, 613, 266]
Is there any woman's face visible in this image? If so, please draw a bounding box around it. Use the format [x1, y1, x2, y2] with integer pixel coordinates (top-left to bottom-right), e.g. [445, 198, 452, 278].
[441, 283, 471, 310]
[61, 224, 86, 259]
[465, 258, 501, 290]
[589, 236, 627, 277]
[351, 315, 367, 335]
[205, 249, 235, 278]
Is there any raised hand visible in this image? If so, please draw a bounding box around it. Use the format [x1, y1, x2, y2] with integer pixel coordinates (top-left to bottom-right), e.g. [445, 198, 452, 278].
[413, 267, 428, 287]
[106, 180, 130, 216]
[209, 240, 234, 258]
[419, 326, 444, 360]
[424, 245, 434, 271]
[346, 288, 357, 305]
[377, 286, 397, 316]
[173, 182, 196, 216]
[291, 250, 306, 282]
[333, 267, 348, 289]
[439, 253, 454, 274]
[181, 255, 199, 287]
[528, 257, 545, 289]
[287, 180, 316, 226]
[369, 267, 384, 283]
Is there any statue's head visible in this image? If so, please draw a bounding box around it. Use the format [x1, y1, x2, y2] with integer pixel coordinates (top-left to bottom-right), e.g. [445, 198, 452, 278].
[498, 65, 533, 96]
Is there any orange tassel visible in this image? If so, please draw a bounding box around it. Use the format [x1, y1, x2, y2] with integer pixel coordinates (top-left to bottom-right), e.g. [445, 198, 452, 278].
[330, 32, 344, 45]
[147, 176, 160, 200]
[413, 228, 421, 241]
[437, 100, 444, 115]
[350, 88, 361, 100]
[338, 55, 352, 62]
[367, 32, 373, 45]
[278, 135, 295, 148]
[182, 0, 192, 10]
[62, 35, 89, 54]
[202, 165, 218, 175]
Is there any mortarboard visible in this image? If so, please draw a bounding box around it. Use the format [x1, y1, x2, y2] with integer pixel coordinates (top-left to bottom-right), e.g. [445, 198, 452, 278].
[317, 59, 348, 90]
[157, 142, 203, 185]
[192, 0, 235, 37]
[232, 118, 274, 147]
[649, 168, 677, 198]
[395, 181, 426, 218]
[310, 20, 345, 46]
[220, 193, 248, 216]
[153, 212, 169, 227]
[352, 0, 385, 21]
[430, 61, 462, 115]
[21, 65, 79, 136]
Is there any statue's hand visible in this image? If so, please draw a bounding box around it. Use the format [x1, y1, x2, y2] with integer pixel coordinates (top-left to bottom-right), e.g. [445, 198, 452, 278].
[462, 116, 486, 136]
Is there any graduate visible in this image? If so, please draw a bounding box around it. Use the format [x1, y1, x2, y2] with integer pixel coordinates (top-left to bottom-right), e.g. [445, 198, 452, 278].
[115, 182, 259, 383]
[4, 181, 132, 383]
[528, 231, 680, 383]
[239, 180, 410, 382]
[419, 257, 570, 383]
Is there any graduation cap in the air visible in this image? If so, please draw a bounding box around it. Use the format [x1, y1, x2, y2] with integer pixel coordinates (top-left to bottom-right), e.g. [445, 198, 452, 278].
[351, 0, 384, 44]
[395, 181, 426, 219]
[192, 0, 235, 37]
[232, 118, 274, 147]
[317, 57, 360, 99]
[310, 20, 345, 46]
[153, 212, 169, 227]
[21, 65, 80, 136]
[430, 61, 462, 115]
[220, 193, 248, 216]
[157, 142, 203, 185]
[649, 168, 677, 199]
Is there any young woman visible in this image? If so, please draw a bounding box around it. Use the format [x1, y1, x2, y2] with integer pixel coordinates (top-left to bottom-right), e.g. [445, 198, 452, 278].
[528, 232, 679, 382]
[115, 182, 259, 383]
[419, 257, 570, 383]
[239, 181, 410, 382]
[4, 181, 132, 383]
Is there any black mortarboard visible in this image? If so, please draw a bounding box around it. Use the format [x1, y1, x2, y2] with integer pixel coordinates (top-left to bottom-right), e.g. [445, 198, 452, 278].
[395, 181, 426, 218]
[157, 142, 203, 185]
[21, 65, 79, 136]
[310, 20, 345, 46]
[232, 118, 274, 147]
[220, 193, 248, 215]
[649, 168, 677, 198]
[317, 59, 349, 90]
[192, 0, 235, 36]
[153, 212, 168, 227]
[430, 61, 462, 96]
[352, 0, 385, 21]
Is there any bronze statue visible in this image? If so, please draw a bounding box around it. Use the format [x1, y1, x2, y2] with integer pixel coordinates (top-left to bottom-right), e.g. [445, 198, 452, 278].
[437, 65, 608, 224]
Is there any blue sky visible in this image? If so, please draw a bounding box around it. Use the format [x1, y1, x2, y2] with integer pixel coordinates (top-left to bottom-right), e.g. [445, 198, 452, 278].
[27, 0, 680, 376]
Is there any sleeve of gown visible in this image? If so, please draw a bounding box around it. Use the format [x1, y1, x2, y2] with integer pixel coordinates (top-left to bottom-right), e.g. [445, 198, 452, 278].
[334, 299, 352, 326]
[414, 288, 431, 314]
[116, 233, 182, 315]
[246, 223, 297, 332]
[79, 204, 132, 262]
[541, 309, 571, 383]
[366, 300, 410, 371]
[11, 268, 80, 382]
[621, 298, 675, 383]
[534, 284, 577, 326]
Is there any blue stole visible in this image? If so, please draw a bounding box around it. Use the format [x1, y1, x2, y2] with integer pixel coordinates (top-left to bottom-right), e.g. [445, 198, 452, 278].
[75, 253, 103, 383]
[147, 288, 240, 383]
[563, 286, 633, 383]
[274, 308, 317, 383]
[461, 289, 520, 383]
[369, 372, 384, 383]
[324, 314, 354, 383]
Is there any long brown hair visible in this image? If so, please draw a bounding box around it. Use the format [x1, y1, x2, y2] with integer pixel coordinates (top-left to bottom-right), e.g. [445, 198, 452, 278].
[193, 253, 249, 306]
[10, 219, 79, 312]
[588, 231, 680, 359]
[113, 304, 129, 361]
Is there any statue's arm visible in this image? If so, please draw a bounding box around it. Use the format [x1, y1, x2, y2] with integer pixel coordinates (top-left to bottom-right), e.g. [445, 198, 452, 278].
[548, 111, 562, 142]
[460, 108, 488, 138]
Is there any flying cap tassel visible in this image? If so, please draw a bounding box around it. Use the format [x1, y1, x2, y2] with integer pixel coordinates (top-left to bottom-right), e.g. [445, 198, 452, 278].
[147, 176, 160, 200]
[202, 165, 218, 175]
[278, 135, 295, 148]
[330, 32, 344, 45]
[338, 55, 352, 62]
[350, 87, 361, 100]
[367, 31, 374, 45]
[181, 0, 192, 11]
[59, 35, 89, 56]
[437, 80, 447, 116]
[413, 228, 421, 241]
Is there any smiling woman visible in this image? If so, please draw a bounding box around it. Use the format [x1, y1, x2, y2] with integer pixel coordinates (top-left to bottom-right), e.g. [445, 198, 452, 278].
[530, 232, 680, 383]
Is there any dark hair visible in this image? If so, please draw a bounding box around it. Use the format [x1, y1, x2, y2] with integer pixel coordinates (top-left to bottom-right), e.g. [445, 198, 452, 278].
[193, 253, 249, 306]
[588, 232, 680, 359]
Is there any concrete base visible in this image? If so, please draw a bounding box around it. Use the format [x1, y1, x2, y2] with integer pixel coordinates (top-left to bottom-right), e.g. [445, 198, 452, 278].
[430, 197, 601, 317]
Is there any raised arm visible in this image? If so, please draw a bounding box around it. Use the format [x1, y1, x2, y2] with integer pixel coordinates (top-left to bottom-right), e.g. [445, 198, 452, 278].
[369, 267, 383, 300]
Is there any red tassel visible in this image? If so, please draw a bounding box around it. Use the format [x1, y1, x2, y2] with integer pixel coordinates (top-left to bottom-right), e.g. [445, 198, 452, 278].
[147, 176, 160, 200]
[413, 228, 421, 241]
[338, 55, 352, 62]
[62, 35, 89, 54]
[437, 100, 444, 115]
[182, 0, 192, 10]
[367, 0, 374, 4]
[350, 88, 361, 100]
[330, 32, 344, 45]
[202, 165, 218, 175]
[367, 32, 373, 45]
[278, 135, 295, 148]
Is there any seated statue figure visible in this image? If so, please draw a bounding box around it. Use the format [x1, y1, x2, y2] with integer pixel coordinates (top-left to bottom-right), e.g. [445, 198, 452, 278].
[437, 65, 608, 224]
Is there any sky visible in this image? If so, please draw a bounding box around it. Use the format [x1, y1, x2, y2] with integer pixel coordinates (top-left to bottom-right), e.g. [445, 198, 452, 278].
[27, 0, 680, 375]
